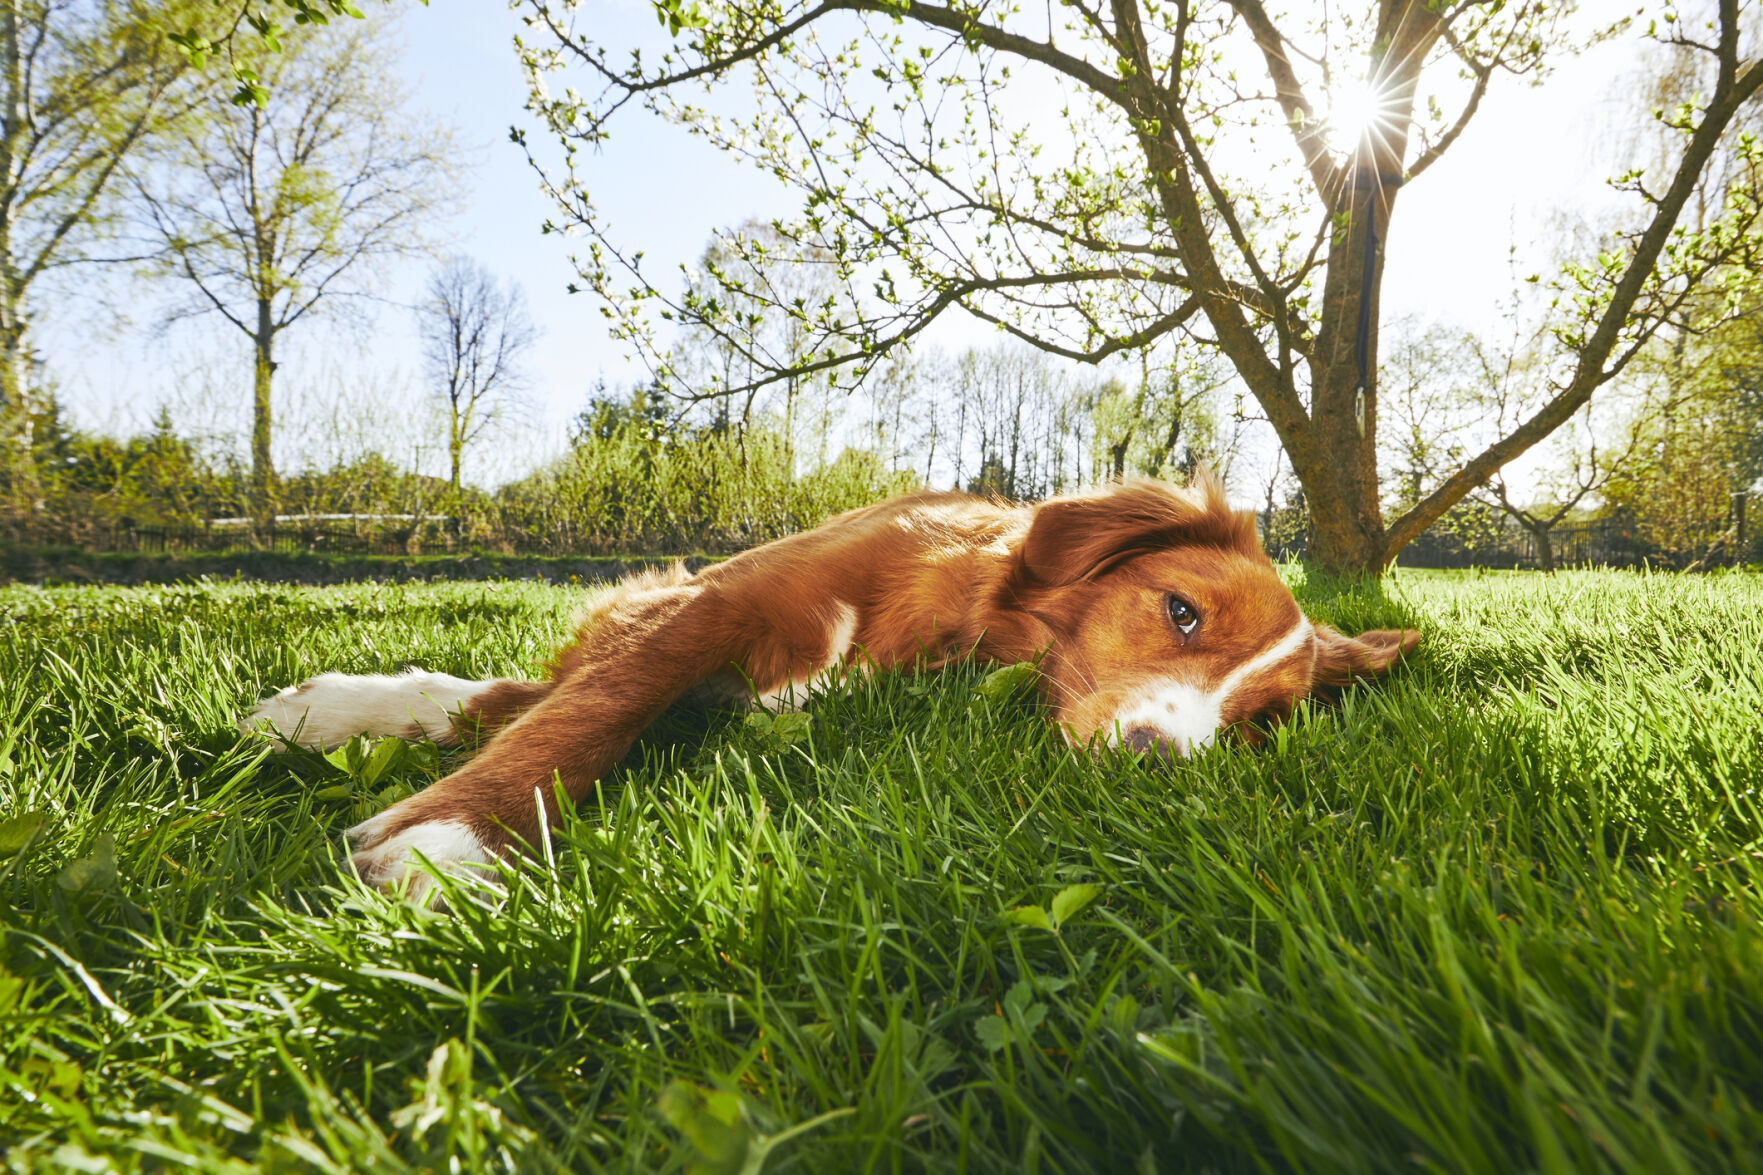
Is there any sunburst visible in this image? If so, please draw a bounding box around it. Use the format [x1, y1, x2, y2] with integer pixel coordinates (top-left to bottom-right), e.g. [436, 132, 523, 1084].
[1323, 78, 1398, 158]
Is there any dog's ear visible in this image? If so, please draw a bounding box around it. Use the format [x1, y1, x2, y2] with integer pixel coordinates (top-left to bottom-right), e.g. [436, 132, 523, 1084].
[1018, 475, 1260, 587]
[1312, 625, 1420, 689]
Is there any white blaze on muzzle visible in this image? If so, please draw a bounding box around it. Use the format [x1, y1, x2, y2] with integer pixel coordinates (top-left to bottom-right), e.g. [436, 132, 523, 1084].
[1112, 616, 1314, 757]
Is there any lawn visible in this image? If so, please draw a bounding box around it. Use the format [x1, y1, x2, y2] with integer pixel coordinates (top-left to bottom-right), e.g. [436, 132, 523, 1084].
[2, 569, 1760, 1173]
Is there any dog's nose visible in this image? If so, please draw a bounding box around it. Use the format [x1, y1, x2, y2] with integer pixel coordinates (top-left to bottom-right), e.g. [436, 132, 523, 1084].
[1124, 724, 1183, 763]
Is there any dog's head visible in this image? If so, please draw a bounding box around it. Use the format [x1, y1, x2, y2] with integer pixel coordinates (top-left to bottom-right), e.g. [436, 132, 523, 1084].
[1009, 476, 1418, 757]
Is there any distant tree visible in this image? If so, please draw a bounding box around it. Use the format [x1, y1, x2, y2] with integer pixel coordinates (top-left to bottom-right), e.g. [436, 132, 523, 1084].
[1091, 348, 1223, 483]
[571, 379, 672, 447]
[130, 18, 457, 527]
[1480, 409, 1658, 574]
[1466, 328, 1665, 574]
[418, 258, 537, 499]
[1376, 319, 1486, 515]
[1605, 297, 1763, 569]
[0, 0, 196, 527]
[671, 220, 840, 469]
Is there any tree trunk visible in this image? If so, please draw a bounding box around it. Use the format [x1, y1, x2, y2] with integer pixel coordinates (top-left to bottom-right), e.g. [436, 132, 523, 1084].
[0, 306, 31, 529]
[0, 0, 32, 532]
[1532, 523, 1556, 574]
[1143, 0, 1434, 579]
[1298, 188, 1389, 577]
[1291, 1, 1438, 578]
[1108, 434, 1130, 481]
[251, 299, 277, 535]
[449, 413, 463, 499]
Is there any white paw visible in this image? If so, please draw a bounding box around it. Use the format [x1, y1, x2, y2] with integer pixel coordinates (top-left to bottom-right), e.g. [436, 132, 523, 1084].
[241, 670, 493, 749]
[345, 812, 496, 895]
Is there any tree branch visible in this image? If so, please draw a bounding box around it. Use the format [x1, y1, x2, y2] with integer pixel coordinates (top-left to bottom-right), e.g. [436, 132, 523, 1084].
[1383, 54, 1763, 563]
[1226, 0, 1338, 197]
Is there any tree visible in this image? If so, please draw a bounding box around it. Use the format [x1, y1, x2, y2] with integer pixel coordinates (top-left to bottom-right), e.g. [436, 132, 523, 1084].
[167, 0, 389, 107]
[671, 219, 842, 470]
[130, 17, 455, 526]
[517, 0, 1763, 576]
[1091, 348, 1224, 482]
[418, 258, 537, 499]
[0, 0, 195, 527]
[1604, 296, 1763, 568]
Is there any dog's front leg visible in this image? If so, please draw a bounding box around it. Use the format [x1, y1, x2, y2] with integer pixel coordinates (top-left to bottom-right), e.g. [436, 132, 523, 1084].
[343, 573, 851, 892]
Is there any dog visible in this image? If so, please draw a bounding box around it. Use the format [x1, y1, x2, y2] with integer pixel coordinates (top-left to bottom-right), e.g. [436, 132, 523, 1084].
[243, 476, 1418, 892]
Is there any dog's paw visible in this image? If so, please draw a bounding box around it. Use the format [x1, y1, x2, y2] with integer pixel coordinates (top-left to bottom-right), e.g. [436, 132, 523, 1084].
[345, 807, 499, 898]
[240, 670, 492, 749]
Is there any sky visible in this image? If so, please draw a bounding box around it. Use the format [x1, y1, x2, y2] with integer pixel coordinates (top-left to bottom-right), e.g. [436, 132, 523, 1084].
[48, 0, 1652, 493]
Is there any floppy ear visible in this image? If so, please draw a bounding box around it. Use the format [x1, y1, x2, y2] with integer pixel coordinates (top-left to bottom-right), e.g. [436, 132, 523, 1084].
[1018, 475, 1260, 587]
[1312, 625, 1421, 689]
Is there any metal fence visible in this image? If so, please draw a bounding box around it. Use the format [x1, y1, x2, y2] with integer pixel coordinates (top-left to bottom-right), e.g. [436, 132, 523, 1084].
[18, 503, 1755, 570]
[1396, 518, 1653, 570]
[1264, 509, 1751, 570]
[37, 516, 463, 557]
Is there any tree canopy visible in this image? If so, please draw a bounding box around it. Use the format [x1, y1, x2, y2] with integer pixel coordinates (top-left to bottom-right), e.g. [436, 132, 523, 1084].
[514, 0, 1763, 575]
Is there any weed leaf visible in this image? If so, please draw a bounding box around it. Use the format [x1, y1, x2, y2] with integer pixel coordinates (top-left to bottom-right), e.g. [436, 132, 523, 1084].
[975, 661, 1038, 702]
[1051, 882, 1103, 926]
[768, 711, 813, 745]
[55, 833, 117, 895]
[974, 1015, 1011, 1051]
[0, 811, 45, 856]
[659, 1080, 751, 1174]
[1002, 904, 1054, 932]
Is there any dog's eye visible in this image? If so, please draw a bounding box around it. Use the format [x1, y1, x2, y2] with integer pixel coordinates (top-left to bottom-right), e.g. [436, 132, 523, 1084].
[1166, 594, 1199, 637]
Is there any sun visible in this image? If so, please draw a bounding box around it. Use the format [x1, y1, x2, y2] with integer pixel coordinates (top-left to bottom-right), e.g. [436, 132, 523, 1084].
[1324, 78, 1392, 156]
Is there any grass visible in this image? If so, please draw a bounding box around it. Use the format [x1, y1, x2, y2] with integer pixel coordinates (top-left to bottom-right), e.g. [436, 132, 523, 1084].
[2, 568, 1761, 1173]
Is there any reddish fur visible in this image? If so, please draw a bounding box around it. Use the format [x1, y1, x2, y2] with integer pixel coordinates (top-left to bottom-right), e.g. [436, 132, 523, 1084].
[346, 476, 1419, 869]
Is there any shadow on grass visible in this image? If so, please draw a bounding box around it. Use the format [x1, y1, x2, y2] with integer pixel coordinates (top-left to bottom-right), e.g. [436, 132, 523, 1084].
[1283, 561, 1428, 636]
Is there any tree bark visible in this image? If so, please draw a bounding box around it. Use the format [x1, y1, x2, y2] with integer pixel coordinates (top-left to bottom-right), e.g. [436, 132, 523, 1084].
[0, 305, 31, 528]
[0, 0, 30, 530]
[1532, 523, 1556, 574]
[1295, 181, 1391, 576]
[449, 408, 463, 499]
[252, 298, 277, 534]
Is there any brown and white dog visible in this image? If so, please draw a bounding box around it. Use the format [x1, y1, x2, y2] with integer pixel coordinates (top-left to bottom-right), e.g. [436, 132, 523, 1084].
[243, 476, 1418, 891]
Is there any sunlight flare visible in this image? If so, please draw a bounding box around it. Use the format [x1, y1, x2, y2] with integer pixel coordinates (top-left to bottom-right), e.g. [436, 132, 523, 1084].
[1324, 77, 1395, 155]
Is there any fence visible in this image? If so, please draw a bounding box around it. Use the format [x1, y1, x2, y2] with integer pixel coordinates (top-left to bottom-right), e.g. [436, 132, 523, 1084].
[15, 503, 1754, 571]
[1397, 518, 1652, 570]
[35, 516, 463, 558]
[1264, 507, 1752, 571]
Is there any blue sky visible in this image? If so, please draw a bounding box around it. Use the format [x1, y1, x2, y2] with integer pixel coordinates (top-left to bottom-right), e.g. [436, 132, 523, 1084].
[51, 1, 1641, 489]
[397, 0, 793, 420]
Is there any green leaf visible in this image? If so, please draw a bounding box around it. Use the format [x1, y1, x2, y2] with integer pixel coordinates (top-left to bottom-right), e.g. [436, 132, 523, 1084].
[1050, 883, 1103, 927]
[19, 1056, 82, 1101]
[1002, 904, 1054, 932]
[55, 833, 117, 895]
[375, 782, 415, 807]
[767, 710, 813, 745]
[0, 811, 46, 856]
[359, 737, 406, 787]
[974, 1015, 1011, 1051]
[746, 709, 813, 748]
[975, 662, 1038, 702]
[322, 740, 357, 773]
[659, 1080, 751, 1175]
[312, 784, 354, 802]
